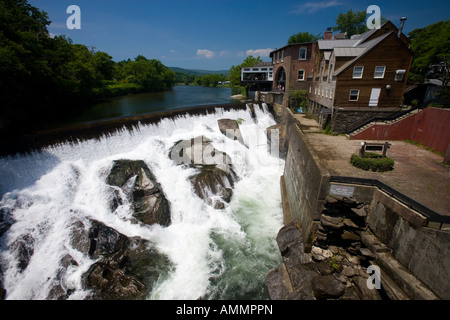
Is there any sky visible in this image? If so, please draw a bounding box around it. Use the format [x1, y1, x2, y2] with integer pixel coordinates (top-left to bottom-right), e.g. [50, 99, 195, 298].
[29, 0, 450, 70]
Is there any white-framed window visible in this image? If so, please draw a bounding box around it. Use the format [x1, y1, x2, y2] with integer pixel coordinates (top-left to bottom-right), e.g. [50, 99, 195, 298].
[326, 89, 329, 98]
[395, 69, 406, 81]
[330, 89, 333, 99]
[322, 88, 325, 97]
[281, 50, 284, 62]
[299, 48, 307, 60]
[297, 69, 305, 81]
[374, 66, 386, 78]
[309, 86, 312, 93]
[353, 66, 364, 79]
[349, 89, 360, 101]
[314, 87, 317, 95]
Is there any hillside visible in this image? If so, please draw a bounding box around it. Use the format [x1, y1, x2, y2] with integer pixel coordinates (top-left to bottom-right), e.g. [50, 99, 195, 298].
[169, 66, 229, 76]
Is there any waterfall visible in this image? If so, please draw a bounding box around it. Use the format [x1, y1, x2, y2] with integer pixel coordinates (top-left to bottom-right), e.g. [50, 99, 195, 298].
[0, 104, 285, 300]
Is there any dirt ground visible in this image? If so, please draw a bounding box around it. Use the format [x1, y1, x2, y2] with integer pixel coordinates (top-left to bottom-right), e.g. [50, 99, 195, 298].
[294, 114, 450, 216]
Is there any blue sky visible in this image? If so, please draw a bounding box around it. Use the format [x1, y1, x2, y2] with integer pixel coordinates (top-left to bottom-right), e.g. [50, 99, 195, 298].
[29, 0, 450, 70]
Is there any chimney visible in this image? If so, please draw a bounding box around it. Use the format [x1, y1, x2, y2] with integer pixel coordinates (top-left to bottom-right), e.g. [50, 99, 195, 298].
[398, 17, 407, 37]
[324, 27, 333, 40]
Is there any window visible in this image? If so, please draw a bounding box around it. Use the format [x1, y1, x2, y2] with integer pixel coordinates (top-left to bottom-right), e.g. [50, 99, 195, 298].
[326, 89, 329, 98]
[299, 48, 307, 60]
[328, 64, 333, 82]
[309, 86, 312, 94]
[281, 50, 284, 62]
[330, 89, 333, 99]
[353, 66, 364, 79]
[374, 66, 386, 78]
[395, 69, 406, 81]
[315, 87, 317, 95]
[349, 89, 360, 101]
[297, 69, 305, 81]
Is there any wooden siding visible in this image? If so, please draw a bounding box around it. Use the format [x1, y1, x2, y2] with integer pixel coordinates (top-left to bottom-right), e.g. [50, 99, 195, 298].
[334, 33, 412, 109]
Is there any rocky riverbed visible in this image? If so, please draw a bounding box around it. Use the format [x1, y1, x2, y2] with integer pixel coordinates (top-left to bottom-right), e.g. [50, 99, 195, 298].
[267, 196, 384, 300]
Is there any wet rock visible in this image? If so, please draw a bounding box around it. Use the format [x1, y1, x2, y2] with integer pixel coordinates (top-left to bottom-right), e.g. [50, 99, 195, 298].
[276, 220, 311, 264]
[353, 276, 382, 300]
[217, 118, 244, 145]
[106, 160, 171, 226]
[170, 137, 237, 209]
[311, 275, 346, 299]
[11, 234, 34, 272]
[0, 266, 5, 300]
[0, 208, 14, 237]
[75, 220, 172, 300]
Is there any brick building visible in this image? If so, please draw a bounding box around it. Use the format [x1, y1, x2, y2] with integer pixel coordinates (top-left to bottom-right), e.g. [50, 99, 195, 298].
[269, 42, 317, 91]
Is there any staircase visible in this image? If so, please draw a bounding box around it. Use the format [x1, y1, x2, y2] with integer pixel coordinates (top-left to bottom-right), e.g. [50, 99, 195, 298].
[347, 108, 421, 138]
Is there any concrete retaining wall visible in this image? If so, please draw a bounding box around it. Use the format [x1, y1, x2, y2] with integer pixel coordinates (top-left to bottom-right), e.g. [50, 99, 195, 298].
[282, 109, 329, 251]
[278, 105, 449, 299]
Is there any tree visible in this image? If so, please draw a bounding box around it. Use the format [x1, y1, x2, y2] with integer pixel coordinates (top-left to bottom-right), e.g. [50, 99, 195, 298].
[408, 20, 450, 85]
[333, 9, 368, 38]
[288, 32, 321, 44]
[229, 55, 263, 87]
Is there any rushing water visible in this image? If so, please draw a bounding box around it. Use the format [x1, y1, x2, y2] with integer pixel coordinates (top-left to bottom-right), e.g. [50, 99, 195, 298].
[0, 104, 284, 300]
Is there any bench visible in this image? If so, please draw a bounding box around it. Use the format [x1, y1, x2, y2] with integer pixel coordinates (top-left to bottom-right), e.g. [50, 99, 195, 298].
[359, 141, 391, 158]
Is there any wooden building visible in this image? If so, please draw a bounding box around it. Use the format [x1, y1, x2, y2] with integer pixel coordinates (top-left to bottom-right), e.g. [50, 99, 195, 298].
[307, 21, 413, 132]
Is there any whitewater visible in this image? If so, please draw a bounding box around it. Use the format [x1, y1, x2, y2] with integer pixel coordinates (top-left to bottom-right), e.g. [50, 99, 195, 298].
[0, 104, 285, 300]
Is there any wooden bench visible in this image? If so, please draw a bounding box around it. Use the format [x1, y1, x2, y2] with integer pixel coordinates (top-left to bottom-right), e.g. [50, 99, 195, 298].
[359, 141, 391, 158]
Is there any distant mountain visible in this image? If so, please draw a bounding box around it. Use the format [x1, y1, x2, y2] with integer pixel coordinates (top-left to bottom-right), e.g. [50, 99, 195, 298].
[169, 66, 229, 76]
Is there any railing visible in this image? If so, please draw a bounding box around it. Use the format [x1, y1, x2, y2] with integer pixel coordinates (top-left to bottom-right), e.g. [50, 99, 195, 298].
[329, 175, 450, 226]
[345, 105, 421, 134]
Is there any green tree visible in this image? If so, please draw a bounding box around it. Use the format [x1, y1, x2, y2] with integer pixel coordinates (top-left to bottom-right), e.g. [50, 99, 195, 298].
[408, 20, 450, 85]
[288, 32, 321, 44]
[229, 55, 263, 87]
[333, 9, 368, 38]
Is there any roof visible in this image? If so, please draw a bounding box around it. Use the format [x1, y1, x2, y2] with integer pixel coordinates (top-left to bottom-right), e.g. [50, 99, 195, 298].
[333, 32, 412, 76]
[318, 39, 359, 50]
[269, 42, 315, 57]
[333, 47, 366, 57]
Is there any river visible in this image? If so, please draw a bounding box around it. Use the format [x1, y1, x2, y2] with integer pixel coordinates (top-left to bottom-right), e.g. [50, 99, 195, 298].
[0, 96, 285, 300]
[68, 85, 236, 125]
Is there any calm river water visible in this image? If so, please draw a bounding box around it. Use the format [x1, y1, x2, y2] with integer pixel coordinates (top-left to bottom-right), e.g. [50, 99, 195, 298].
[70, 85, 235, 125]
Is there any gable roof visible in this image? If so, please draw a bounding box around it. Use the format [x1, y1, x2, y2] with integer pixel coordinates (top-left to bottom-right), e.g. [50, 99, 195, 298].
[333, 32, 412, 76]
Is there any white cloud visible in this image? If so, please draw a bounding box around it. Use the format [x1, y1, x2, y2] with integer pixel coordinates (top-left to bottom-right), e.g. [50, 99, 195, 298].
[246, 48, 273, 57]
[197, 49, 215, 59]
[292, 0, 342, 14]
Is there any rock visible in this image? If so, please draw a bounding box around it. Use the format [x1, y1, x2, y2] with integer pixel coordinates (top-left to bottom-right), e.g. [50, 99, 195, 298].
[342, 266, 357, 277]
[0, 208, 14, 237]
[287, 263, 318, 300]
[353, 276, 382, 300]
[77, 220, 172, 300]
[341, 230, 361, 241]
[10, 234, 34, 272]
[360, 248, 376, 260]
[315, 261, 333, 275]
[351, 206, 367, 217]
[311, 275, 346, 299]
[0, 266, 5, 300]
[266, 264, 293, 300]
[106, 160, 171, 226]
[217, 119, 244, 145]
[339, 286, 361, 300]
[266, 123, 287, 159]
[311, 246, 333, 261]
[170, 137, 237, 208]
[320, 214, 344, 230]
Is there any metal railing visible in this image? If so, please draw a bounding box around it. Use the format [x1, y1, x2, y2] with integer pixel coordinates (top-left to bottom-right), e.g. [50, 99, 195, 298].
[329, 175, 450, 225]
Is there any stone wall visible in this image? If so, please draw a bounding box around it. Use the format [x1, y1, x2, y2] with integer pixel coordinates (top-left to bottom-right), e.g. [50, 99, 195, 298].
[330, 109, 400, 134]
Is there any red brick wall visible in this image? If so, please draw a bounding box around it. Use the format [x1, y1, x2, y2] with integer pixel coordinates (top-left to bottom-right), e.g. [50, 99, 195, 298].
[351, 108, 450, 153]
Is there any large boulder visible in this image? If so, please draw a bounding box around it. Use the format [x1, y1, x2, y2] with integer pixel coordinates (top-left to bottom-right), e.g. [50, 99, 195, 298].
[70, 219, 172, 300]
[106, 160, 171, 226]
[217, 119, 245, 146]
[170, 136, 237, 209]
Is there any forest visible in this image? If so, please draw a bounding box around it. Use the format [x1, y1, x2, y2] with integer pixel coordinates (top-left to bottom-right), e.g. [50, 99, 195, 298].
[0, 0, 176, 130]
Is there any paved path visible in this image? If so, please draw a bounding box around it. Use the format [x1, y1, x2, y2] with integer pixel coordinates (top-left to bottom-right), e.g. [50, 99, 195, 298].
[294, 114, 450, 216]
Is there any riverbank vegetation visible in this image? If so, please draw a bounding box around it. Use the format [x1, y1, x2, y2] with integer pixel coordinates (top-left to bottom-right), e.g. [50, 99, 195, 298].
[0, 0, 175, 130]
